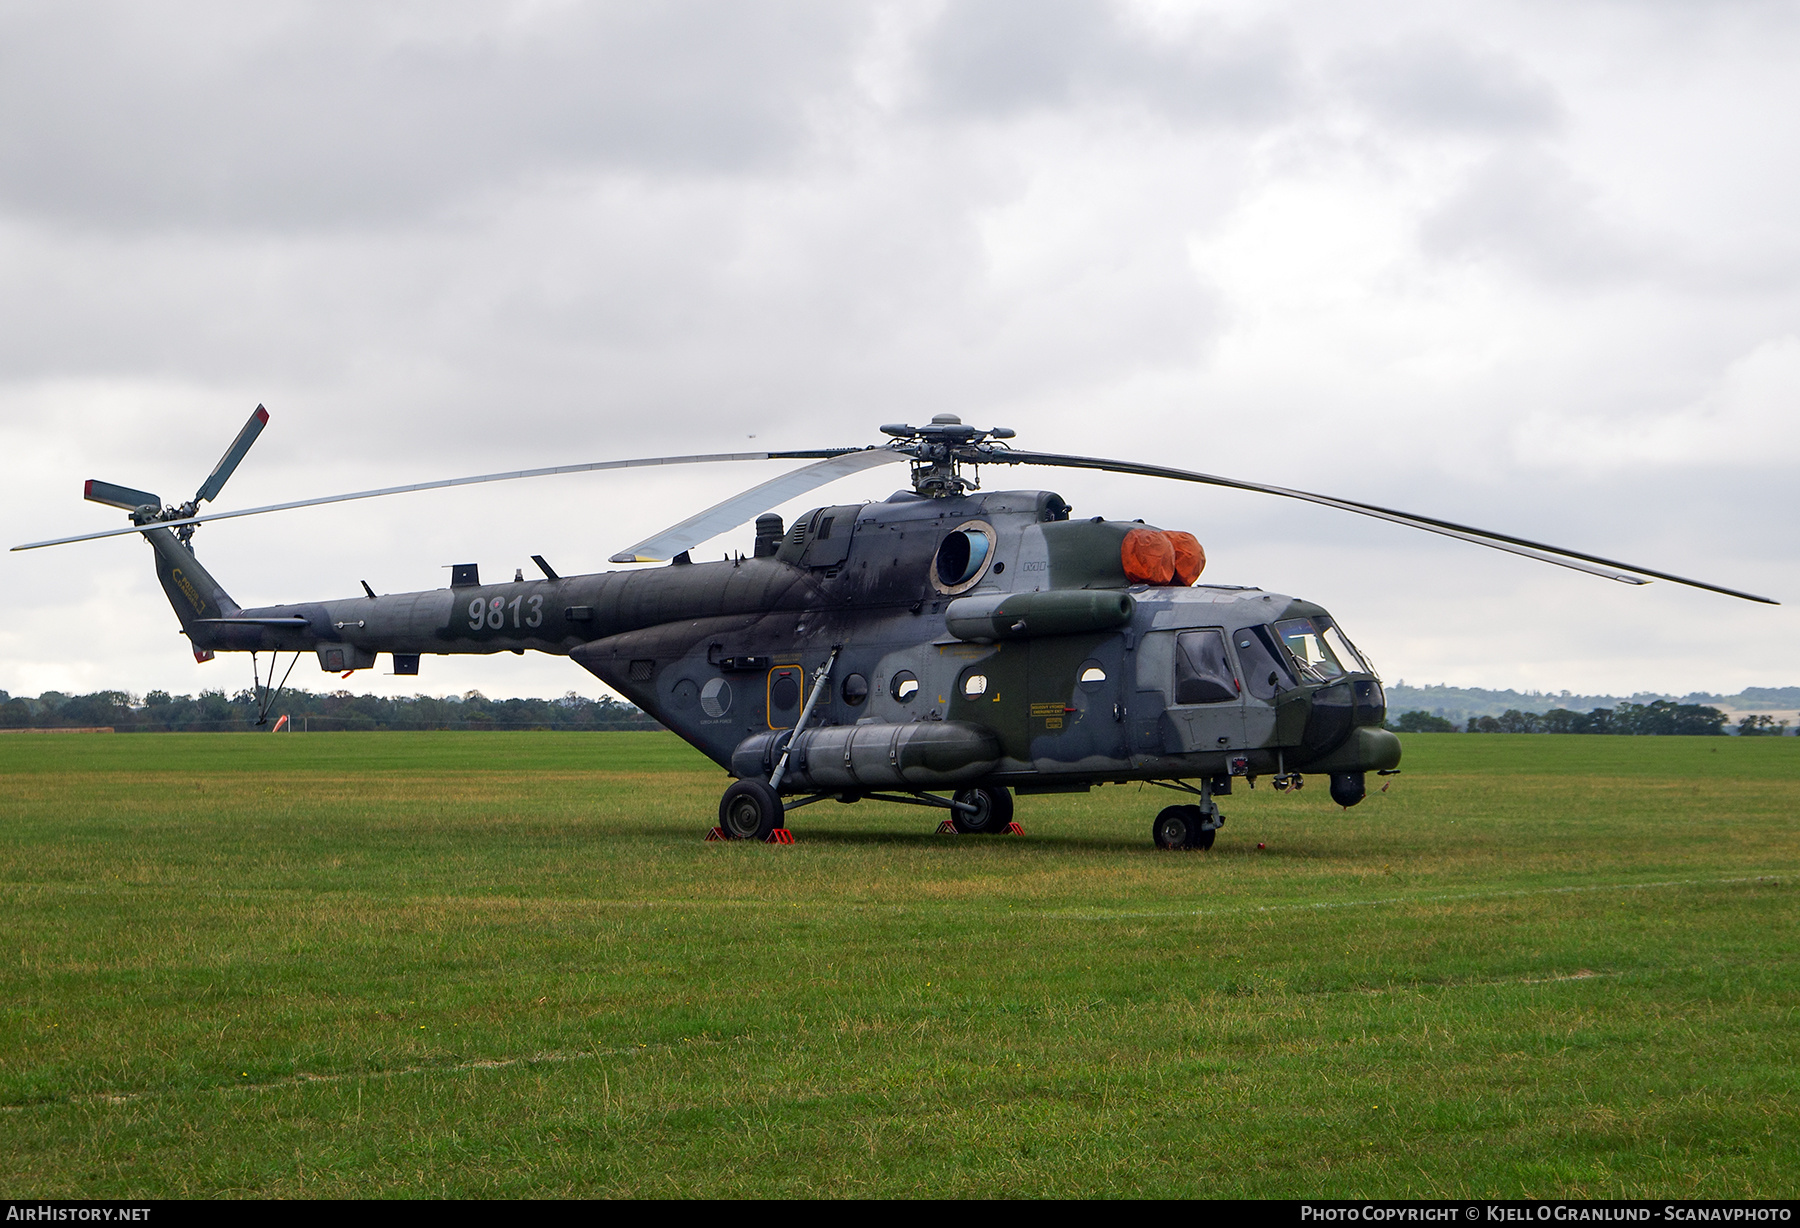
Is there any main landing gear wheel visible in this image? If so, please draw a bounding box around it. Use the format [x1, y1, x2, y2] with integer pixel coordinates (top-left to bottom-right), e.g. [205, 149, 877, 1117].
[1152, 805, 1216, 850]
[719, 779, 784, 841]
[950, 785, 1014, 834]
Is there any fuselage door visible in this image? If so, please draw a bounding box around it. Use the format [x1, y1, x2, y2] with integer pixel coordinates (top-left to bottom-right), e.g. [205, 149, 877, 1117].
[1027, 636, 1127, 769]
[1231, 624, 1293, 748]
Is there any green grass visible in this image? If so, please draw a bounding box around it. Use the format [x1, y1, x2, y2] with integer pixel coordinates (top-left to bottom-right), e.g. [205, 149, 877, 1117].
[1, 730, 1796, 1198]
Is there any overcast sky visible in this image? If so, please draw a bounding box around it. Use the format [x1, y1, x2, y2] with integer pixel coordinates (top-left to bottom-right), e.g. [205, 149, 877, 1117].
[3, 0, 1796, 703]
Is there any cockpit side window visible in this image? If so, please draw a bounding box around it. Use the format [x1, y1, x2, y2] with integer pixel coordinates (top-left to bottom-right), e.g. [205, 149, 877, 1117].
[1174, 629, 1239, 704]
[1233, 625, 1294, 701]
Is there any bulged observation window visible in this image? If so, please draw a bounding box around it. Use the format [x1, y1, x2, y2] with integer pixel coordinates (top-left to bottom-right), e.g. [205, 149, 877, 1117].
[1174, 629, 1239, 705]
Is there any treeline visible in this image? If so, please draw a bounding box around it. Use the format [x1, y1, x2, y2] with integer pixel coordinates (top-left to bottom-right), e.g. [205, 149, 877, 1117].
[1391, 700, 1791, 737]
[1385, 682, 1800, 725]
[0, 688, 662, 733]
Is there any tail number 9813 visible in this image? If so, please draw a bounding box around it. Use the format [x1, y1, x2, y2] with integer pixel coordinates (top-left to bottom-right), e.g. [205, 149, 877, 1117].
[468, 594, 544, 632]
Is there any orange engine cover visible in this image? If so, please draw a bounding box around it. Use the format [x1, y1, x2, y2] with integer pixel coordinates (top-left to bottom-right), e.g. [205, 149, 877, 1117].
[1121, 526, 1175, 585]
[1166, 531, 1205, 586]
[1121, 527, 1204, 586]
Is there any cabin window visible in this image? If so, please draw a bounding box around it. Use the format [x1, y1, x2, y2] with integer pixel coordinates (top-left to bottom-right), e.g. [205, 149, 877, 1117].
[1174, 629, 1239, 704]
[841, 673, 869, 706]
[891, 670, 920, 702]
[962, 673, 988, 698]
[1078, 662, 1107, 690]
[770, 671, 801, 712]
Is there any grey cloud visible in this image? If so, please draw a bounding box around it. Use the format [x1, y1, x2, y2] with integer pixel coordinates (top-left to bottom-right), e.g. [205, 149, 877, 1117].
[0, 1, 866, 232]
[1338, 34, 1563, 133]
[1419, 149, 1651, 284]
[913, 0, 1296, 125]
[0, 158, 1223, 463]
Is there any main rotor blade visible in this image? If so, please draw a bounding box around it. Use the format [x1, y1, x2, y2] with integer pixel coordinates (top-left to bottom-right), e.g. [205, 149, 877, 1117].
[995, 450, 1778, 605]
[11, 448, 857, 552]
[609, 448, 904, 563]
[195, 405, 270, 504]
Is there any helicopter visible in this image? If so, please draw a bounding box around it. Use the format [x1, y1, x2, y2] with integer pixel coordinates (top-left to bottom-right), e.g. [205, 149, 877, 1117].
[13, 408, 1777, 850]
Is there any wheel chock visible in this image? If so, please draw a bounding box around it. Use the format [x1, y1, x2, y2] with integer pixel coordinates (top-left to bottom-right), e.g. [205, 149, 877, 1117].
[1005, 821, 1025, 835]
[936, 819, 959, 835]
[707, 827, 794, 843]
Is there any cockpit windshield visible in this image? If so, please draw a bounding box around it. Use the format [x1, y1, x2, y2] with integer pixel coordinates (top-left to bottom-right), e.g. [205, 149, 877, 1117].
[1275, 616, 1369, 682]
[1319, 618, 1369, 677]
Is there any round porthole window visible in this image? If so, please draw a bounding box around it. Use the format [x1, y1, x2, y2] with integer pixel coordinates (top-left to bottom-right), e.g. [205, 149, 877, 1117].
[841, 673, 869, 706]
[930, 520, 998, 596]
[962, 673, 988, 698]
[700, 677, 732, 717]
[891, 670, 920, 702]
[770, 673, 800, 712]
[1078, 661, 1107, 691]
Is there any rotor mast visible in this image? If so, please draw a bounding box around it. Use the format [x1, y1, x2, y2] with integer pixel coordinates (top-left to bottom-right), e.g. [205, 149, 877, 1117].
[880, 414, 1015, 497]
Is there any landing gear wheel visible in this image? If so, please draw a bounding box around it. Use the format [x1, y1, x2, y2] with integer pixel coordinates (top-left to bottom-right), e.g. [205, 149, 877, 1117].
[1153, 805, 1217, 850]
[719, 779, 783, 841]
[1153, 805, 1194, 850]
[951, 785, 1013, 834]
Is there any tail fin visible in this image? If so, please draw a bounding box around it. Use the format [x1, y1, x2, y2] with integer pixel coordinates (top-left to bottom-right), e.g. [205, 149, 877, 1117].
[144, 527, 239, 659]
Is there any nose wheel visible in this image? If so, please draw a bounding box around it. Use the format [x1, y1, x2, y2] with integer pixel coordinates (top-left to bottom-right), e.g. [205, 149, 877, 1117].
[1153, 803, 1220, 850]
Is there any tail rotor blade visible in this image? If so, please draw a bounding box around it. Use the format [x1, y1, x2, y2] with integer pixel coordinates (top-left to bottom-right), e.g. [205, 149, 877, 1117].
[83, 479, 160, 511]
[195, 405, 270, 504]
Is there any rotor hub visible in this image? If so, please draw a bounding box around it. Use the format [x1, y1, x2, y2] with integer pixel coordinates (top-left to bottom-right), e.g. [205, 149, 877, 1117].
[879, 415, 1016, 497]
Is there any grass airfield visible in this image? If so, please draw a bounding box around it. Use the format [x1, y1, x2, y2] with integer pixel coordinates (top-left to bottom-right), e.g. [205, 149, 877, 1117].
[1, 730, 1796, 1198]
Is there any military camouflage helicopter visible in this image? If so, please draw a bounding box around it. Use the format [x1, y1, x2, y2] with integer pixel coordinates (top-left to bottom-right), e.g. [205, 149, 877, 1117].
[13, 409, 1776, 849]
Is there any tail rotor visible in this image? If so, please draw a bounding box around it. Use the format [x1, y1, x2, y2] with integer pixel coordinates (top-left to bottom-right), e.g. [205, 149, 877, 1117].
[82, 405, 269, 547]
